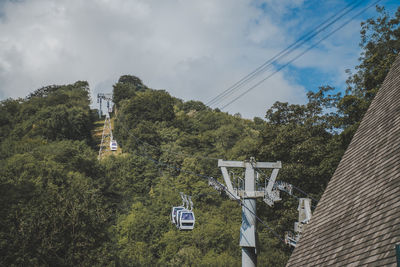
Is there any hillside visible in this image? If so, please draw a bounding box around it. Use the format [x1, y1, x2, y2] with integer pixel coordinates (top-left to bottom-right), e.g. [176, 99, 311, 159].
[0, 76, 365, 266]
[0, 7, 398, 266]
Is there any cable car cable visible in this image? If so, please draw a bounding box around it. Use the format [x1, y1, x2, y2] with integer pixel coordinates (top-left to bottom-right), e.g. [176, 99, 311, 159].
[220, 0, 382, 109]
[206, 0, 364, 108]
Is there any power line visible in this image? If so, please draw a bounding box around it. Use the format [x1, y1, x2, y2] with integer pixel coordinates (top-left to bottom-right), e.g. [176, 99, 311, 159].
[220, 0, 382, 110]
[206, 0, 364, 108]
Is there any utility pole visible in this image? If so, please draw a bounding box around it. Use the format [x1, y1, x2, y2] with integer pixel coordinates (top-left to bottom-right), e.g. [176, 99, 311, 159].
[218, 158, 281, 267]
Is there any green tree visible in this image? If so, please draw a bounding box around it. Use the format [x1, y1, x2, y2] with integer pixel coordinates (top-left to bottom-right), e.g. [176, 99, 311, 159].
[337, 6, 400, 144]
[0, 141, 113, 266]
[113, 75, 147, 107]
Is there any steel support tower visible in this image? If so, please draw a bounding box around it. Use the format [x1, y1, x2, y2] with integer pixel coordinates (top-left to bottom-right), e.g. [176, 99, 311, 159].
[218, 158, 281, 267]
[97, 93, 113, 118]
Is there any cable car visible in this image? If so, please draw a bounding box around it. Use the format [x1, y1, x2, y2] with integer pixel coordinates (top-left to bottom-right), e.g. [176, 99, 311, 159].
[171, 206, 185, 225]
[172, 192, 195, 230]
[176, 209, 187, 228]
[110, 140, 118, 151]
[177, 210, 195, 230]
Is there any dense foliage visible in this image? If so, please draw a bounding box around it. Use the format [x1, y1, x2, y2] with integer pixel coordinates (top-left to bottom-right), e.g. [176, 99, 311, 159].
[0, 6, 398, 266]
[0, 82, 113, 266]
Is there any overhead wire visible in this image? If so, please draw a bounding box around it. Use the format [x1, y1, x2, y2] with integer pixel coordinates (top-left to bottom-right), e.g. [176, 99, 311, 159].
[206, 0, 364, 108]
[219, 0, 382, 109]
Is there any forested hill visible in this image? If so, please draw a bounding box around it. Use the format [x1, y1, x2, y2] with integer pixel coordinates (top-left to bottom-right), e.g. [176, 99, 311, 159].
[0, 6, 399, 266]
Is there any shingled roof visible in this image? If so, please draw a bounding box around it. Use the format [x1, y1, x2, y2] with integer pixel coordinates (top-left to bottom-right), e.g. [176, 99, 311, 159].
[287, 55, 400, 267]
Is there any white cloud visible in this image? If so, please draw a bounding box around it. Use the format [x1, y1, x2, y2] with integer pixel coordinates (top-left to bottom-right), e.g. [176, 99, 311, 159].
[0, 0, 366, 118]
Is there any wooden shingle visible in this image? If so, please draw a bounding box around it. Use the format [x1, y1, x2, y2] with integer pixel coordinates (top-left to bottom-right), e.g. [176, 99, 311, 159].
[286, 55, 400, 267]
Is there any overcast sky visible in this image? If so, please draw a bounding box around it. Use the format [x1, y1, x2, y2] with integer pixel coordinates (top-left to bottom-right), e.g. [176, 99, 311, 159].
[0, 0, 398, 118]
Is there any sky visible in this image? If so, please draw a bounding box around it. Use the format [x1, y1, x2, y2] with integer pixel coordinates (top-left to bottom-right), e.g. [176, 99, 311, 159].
[0, 0, 398, 119]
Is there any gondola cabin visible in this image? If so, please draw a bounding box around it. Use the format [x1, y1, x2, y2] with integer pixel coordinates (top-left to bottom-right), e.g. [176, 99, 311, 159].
[110, 140, 118, 151]
[177, 210, 195, 230]
[171, 206, 185, 225]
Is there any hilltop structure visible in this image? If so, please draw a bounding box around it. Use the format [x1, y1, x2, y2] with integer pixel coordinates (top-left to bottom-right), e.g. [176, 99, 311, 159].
[287, 55, 400, 266]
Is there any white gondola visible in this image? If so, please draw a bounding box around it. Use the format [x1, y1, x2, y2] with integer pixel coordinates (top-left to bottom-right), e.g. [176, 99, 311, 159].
[177, 210, 195, 230]
[176, 209, 186, 227]
[171, 206, 185, 224]
[172, 192, 195, 230]
[110, 140, 118, 151]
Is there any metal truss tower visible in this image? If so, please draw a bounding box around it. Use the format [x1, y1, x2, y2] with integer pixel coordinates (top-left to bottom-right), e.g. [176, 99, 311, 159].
[97, 93, 113, 118]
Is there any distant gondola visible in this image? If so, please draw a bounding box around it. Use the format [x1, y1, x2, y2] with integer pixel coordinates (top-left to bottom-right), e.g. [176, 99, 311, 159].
[110, 140, 118, 151]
